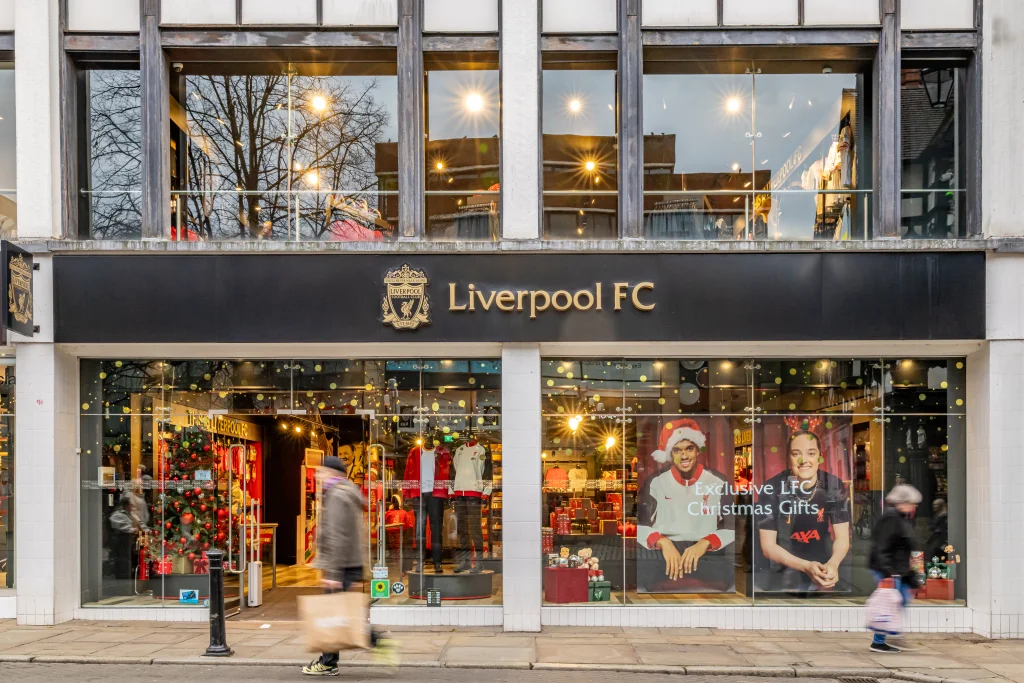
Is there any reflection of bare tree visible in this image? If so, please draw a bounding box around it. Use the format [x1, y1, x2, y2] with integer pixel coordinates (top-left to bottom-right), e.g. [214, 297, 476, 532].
[185, 75, 391, 240]
[87, 71, 142, 238]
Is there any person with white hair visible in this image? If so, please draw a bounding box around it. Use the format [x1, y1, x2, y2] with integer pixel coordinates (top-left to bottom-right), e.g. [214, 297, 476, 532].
[868, 484, 923, 654]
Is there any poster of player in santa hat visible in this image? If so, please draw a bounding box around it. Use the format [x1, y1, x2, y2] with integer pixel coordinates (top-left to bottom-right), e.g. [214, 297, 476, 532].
[754, 416, 853, 593]
[636, 418, 737, 593]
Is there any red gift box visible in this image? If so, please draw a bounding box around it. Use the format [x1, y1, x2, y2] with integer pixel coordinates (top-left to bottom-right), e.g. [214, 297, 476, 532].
[925, 578, 954, 601]
[555, 513, 571, 535]
[600, 520, 619, 536]
[152, 559, 173, 575]
[544, 567, 590, 604]
[569, 499, 584, 510]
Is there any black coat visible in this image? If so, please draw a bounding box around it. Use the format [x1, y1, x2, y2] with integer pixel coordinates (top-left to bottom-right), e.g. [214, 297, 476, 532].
[869, 508, 920, 586]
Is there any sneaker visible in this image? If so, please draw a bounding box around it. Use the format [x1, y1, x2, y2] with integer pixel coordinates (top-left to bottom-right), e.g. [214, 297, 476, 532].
[432, 564, 444, 574]
[302, 660, 340, 676]
[870, 642, 902, 654]
[373, 638, 399, 667]
[453, 561, 469, 574]
[470, 563, 483, 574]
[888, 637, 917, 651]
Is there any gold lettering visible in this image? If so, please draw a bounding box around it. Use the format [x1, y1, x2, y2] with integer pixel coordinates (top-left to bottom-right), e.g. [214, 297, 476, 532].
[468, 284, 476, 311]
[632, 282, 655, 311]
[573, 289, 595, 311]
[614, 282, 629, 311]
[449, 283, 467, 311]
[552, 290, 572, 311]
[495, 291, 516, 311]
[517, 290, 529, 311]
[596, 282, 603, 310]
[476, 289, 497, 311]
[530, 290, 550, 319]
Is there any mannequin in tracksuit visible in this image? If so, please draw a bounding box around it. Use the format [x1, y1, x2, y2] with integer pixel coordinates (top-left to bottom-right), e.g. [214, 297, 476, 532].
[402, 441, 452, 573]
[449, 440, 492, 573]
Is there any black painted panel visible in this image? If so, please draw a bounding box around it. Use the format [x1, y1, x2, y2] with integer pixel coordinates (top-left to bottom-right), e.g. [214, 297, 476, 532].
[53, 253, 986, 344]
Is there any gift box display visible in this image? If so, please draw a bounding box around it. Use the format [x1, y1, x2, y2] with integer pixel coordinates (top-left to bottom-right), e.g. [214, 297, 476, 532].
[589, 580, 612, 602]
[542, 527, 554, 553]
[544, 567, 590, 603]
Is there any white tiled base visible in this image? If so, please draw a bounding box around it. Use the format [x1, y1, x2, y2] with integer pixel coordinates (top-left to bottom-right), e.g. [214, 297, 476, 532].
[541, 606, 974, 633]
[0, 595, 15, 619]
[370, 605, 503, 627]
[73, 607, 209, 622]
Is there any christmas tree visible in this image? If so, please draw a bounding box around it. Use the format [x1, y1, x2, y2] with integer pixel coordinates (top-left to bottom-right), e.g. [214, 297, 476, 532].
[147, 426, 235, 570]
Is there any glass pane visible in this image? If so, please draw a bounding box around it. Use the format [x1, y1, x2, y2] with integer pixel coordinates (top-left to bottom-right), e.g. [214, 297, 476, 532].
[542, 60, 618, 240]
[756, 359, 882, 414]
[901, 67, 966, 239]
[0, 64, 15, 240]
[84, 69, 142, 239]
[883, 414, 965, 603]
[753, 70, 871, 240]
[883, 358, 967, 414]
[642, 68, 754, 240]
[753, 414, 876, 601]
[425, 64, 500, 241]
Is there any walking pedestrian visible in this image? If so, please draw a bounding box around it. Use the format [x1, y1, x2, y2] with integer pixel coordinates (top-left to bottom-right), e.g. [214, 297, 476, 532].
[302, 456, 396, 676]
[868, 484, 922, 653]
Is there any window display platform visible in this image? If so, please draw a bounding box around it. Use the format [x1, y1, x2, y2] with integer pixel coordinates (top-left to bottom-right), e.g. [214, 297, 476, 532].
[407, 569, 496, 600]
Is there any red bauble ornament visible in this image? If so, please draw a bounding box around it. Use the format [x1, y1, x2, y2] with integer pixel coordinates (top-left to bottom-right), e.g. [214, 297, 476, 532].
[179, 536, 187, 545]
[204, 522, 212, 531]
[172, 476, 180, 481]
[194, 487, 202, 495]
[184, 491, 192, 498]
[187, 552, 196, 561]
[202, 542, 210, 550]
[204, 444, 211, 452]
[216, 532, 226, 542]
[165, 521, 173, 529]
[190, 454, 197, 461]
[177, 548, 184, 555]
[216, 509, 228, 521]
[181, 512, 194, 525]
[199, 504, 208, 512]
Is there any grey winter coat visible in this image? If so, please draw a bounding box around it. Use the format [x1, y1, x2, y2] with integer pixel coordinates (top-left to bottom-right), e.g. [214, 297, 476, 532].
[312, 475, 367, 581]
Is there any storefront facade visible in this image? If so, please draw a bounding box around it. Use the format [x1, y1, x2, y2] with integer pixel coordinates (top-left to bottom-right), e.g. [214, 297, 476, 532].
[3, 0, 1024, 640]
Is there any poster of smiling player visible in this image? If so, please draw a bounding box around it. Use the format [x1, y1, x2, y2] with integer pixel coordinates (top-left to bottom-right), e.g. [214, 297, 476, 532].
[754, 416, 854, 593]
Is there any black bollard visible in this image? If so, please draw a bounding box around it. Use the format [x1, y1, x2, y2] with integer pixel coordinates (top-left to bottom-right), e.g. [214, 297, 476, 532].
[204, 549, 233, 657]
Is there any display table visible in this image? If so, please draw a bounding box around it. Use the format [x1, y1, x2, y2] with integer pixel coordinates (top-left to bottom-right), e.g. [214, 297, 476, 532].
[407, 570, 495, 600]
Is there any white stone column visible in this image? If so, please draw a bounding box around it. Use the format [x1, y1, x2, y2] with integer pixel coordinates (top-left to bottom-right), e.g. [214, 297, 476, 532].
[500, 0, 540, 240]
[500, 344, 542, 631]
[14, 342, 79, 624]
[966, 254, 1024, 638]
[14, 0, 63, 240]
[981, 0, 1024, 237]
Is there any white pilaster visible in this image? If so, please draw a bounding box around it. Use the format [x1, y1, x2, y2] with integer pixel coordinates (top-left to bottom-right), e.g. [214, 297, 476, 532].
[15, 343, 79, 624]
[966, 254, 1024, 638]
[981, 0, 1024, 237]
[500, 344, 542, 631]
[500, 0, 540, 240]
[14, 0, 63, 240]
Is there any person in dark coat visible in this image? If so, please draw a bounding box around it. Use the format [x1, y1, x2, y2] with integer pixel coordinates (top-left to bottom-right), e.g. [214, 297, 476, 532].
[868, 484, 922, 653]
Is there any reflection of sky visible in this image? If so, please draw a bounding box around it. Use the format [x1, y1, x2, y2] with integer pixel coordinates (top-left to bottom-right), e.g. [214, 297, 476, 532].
[0, 68, 15, 198]
[542, 70, 616, 136]
[427, 70, 500, 141]
[643, 72, 860, 238]
[353, 76, 397, 142]
[643, 73, 856, 182]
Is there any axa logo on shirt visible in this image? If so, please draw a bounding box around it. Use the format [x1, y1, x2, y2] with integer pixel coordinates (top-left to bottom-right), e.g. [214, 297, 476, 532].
[790, 529, 822, 544]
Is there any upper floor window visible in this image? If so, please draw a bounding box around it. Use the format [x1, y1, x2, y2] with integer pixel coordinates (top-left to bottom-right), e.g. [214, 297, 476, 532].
[542, 53, 618, 240]
[425, 54, 500, 242]
[900, 65, 967, 239]
[642, 59, 872, 241]
[171, 57, 399, 241]
[0, 63, 14, 239]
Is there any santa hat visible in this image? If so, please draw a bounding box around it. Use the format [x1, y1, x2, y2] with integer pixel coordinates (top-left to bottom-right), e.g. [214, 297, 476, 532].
[651, 419, 706, 464]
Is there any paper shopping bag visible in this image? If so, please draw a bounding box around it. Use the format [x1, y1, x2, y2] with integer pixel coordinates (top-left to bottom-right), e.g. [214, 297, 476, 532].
[298, 591, 371, 652]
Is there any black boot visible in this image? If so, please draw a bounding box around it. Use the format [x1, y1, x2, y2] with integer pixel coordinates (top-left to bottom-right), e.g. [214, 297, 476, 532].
[432, 563, 444, 574]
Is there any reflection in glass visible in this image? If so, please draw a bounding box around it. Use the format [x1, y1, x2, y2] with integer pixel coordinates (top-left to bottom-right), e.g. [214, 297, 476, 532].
[173, 64, 398, 241]
[425, 65, 500, 241]
[0, 64, 14, 239]
[901, 67, 966, 239]
[83, 69, 142, 239]
[642, 65, 871, 241]
[542, 62, 618, 240]
[0, 365, 13, 589]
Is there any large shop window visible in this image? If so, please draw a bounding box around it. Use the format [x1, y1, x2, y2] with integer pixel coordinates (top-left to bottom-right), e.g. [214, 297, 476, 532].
[642, 61, 872, 241]
[0, 63, 15, 239]
[0, 361, 14, 590]
[541, 358, 965, 606]
[542, 53, 619, 240]
[425, 55, 500, 241]
[900, 65, 967, 239]
[169, 58, 398, 241]
[79, 359, 502, 609]
[79, 67, 143, 239]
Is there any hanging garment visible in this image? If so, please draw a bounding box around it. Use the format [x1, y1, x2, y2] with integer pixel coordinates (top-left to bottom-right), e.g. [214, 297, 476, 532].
[328, 219, 383, 242]
[544, 466, 569, 491]
[567, 466, 588, 493]
[839, 125, 854, 189]
[449, 442, 493, 498]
